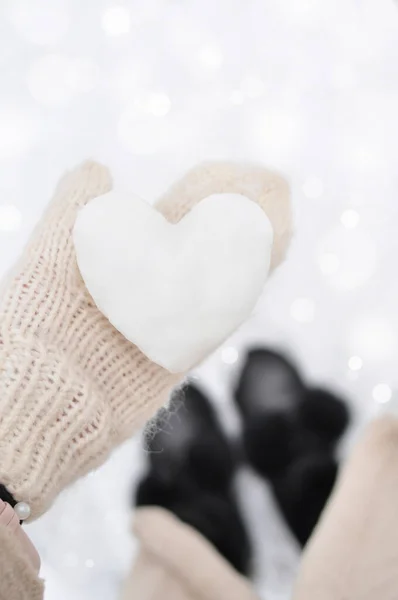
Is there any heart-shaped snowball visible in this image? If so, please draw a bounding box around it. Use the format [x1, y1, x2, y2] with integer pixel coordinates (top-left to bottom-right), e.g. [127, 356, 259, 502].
[73, 191, 273, 373]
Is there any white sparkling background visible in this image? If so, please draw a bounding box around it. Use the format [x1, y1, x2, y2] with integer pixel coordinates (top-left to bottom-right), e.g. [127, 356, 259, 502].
[1, 0, 398, 598]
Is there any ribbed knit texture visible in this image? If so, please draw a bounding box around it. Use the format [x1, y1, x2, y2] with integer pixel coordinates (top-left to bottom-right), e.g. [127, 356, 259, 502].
[0, 525, 44, 600]
[0, 160, 291, 521]
[120, 508, 260, 600]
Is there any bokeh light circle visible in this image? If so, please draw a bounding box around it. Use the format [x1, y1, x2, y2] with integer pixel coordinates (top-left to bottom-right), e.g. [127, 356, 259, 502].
[8, 0, 70, 46]
[318, 227, 377, 290]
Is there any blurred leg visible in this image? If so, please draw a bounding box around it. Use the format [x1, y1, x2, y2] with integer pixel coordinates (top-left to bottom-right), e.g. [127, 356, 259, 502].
[293, 417, 398, 600]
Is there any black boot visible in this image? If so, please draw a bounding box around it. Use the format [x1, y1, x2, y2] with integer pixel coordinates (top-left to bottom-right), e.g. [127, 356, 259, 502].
[136, 383, 252, 575]
[235, 348, 350, 546]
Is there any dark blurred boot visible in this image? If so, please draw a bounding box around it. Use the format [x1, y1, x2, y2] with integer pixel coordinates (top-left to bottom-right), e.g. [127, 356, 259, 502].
[235, 348, 350, 546]
[136, 383, 252, 575]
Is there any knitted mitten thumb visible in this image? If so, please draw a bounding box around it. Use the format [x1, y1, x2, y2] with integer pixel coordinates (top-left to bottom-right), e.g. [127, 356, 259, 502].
[0, 160, 291, 520]
[120, 507, 260, 600]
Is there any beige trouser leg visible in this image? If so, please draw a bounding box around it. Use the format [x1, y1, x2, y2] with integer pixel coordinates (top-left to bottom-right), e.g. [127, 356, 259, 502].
[293, 417, 398, 600]
[120, 507, 260, 600]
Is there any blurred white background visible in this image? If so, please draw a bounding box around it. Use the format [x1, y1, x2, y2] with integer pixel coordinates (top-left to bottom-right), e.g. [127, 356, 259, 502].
[1, 0, 398, 598]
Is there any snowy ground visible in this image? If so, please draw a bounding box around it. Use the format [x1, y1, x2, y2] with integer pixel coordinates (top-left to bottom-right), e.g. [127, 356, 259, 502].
[1, 0, 398, 597]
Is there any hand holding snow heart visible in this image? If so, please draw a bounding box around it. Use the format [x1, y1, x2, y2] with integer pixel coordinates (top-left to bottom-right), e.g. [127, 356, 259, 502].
[0, 160, 291, 524]
[74, 190, 274, 372]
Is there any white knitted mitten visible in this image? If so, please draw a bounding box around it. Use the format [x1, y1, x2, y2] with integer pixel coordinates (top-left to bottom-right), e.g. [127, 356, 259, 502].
[0, 160, 291, 519]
